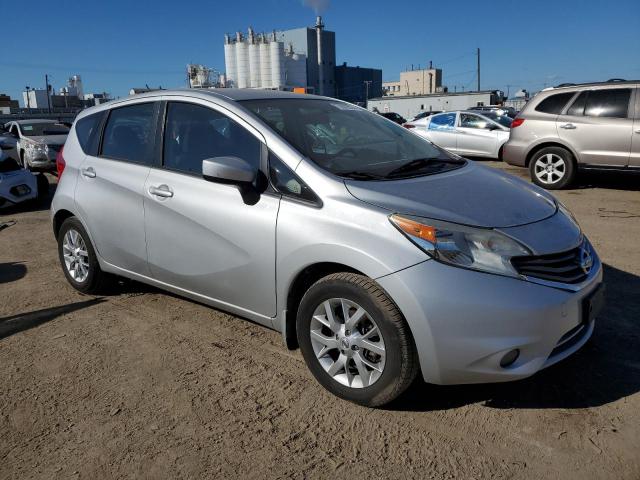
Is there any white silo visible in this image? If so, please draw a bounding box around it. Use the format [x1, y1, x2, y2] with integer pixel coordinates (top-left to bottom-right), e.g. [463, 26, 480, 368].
[223, 34, 237, 87]
[270, 41, 285, 89]
[248, 42, 261, 88]
[260, 41, 272, 89]
[235, 32, 249, 89]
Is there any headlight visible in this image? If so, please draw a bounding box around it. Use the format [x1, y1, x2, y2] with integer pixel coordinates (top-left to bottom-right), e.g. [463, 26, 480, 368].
[390, 214, 531, 277]
[25, 143, 48, 156]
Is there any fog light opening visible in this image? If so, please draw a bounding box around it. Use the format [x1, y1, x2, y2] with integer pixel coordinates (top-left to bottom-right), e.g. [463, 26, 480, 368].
[500, 349, 520, 368]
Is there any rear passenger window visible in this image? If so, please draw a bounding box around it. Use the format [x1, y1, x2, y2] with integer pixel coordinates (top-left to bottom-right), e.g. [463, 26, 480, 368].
[428, 113, 456, 130]
[101, 103, 156, 164]
[163, 102, 261, 176]
[534, 92, 575, 114]
[566, 92, 586, 116]
[75, 111, 105, 155]
[583, 89, 631, 118]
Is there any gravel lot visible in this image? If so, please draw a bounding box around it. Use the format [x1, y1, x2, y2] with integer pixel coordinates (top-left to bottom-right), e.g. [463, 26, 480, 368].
[1, 162, 639, 480]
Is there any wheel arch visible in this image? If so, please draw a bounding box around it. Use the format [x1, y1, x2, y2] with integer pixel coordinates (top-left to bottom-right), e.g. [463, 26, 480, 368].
[282, 262, 365, 350]
[52, 209, 75, 238]
[525, 141, 578, 167]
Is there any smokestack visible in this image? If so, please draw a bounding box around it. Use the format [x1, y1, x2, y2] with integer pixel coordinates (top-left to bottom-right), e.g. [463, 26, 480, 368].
[315, 15, 324, 96]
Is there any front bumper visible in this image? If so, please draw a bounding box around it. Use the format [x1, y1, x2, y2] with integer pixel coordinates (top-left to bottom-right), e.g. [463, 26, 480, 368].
[377, 257, 603, 385]
[0, 171, 38, 207]
[25, 148, 57, 171]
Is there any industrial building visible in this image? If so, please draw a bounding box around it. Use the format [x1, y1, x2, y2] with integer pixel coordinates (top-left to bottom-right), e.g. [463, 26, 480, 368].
[222, 17, 381, 103]
[0, 94, 19, 114]
[367, 90, 504, 120]
[334, 63, 382, 105]
[187, 64, 222, 89]
[223, 27, 311, 92]
[383, 66, 443, 97]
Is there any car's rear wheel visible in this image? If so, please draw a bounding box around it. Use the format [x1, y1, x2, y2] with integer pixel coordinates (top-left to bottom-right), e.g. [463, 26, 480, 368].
[57, 217, 108, 294]
[529, 146, 576, 189]
[297, 272, 418, 407]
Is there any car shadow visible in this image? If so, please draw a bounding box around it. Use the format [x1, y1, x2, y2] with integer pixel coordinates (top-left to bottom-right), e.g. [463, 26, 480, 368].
[0, 298, 105, 340]
[0, 261, 27, 284]
[388, 263, 640, 412]
[575, 170, 640, 192]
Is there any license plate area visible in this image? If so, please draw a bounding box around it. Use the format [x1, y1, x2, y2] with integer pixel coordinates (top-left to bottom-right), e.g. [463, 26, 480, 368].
[582, 283, 605, 324]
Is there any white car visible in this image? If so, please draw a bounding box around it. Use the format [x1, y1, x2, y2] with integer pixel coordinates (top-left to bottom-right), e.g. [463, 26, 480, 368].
[4, 120, 69, 172]
[404, 111, 512, 160]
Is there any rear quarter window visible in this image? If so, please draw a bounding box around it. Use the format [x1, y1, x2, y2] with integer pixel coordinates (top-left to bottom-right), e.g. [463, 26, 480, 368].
[75, 111, 106, 156]
[534, 92, 575, 114]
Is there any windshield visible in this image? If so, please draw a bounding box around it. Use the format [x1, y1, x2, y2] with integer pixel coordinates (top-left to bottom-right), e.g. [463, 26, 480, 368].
[241, 98, 464, 179]
[481, 112, 513, 128]
[20, 123, 70, 137]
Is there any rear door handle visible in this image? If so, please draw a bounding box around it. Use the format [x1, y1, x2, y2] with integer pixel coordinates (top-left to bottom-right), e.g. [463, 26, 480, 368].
[634, 129, 640, 134]
[81, 167, 96, 178]
[560, 123, 576, 130]
[148, 184, 174, 198]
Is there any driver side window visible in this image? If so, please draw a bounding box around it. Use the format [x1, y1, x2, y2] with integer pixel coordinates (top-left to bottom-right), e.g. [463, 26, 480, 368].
[163, 102, 262, 176]
[460, 114, 490, 129]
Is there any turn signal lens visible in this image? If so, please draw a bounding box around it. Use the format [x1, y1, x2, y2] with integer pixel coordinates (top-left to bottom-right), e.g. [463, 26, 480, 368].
[390, 215, 436, 243]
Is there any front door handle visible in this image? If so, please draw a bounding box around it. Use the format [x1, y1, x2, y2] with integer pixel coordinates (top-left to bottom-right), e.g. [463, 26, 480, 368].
[634, 129, 640, 134]
[560, 123, 576, 130]
[81, 167, 96, 178]
[149, 184, 174, 198]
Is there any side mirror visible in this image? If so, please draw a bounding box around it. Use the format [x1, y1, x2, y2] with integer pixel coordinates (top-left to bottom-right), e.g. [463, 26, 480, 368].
[202, 156, 256, 184]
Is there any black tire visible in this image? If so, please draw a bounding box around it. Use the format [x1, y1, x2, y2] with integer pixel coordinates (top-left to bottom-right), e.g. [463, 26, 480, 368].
[19, 150, 28, 170]
[57, 217, 109, 294]
[297, 272, 418, 407]
[529, 146, 576, 190]
[36, 174, 49, 202]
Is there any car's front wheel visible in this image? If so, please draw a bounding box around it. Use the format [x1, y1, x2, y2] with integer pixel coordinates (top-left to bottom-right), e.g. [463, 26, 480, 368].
[57, 217, 109, 294]
[297, 273, 418, 407]
[529, 146, 576, 189]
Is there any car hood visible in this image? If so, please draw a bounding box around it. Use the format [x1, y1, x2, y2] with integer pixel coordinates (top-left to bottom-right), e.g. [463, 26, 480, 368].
[22, 135, 67, 146]
[344, 161, 557, 228]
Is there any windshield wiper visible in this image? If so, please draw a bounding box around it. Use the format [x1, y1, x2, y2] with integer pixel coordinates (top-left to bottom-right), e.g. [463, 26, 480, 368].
[335, 170, 386, 180]
[385, 157, 463, 178]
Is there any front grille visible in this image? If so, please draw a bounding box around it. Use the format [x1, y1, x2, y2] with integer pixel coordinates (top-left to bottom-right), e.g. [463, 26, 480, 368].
[511, 243, 591, 284]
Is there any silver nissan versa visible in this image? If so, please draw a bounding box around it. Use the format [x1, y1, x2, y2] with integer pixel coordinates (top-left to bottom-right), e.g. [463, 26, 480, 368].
[51, 89, 604, 407]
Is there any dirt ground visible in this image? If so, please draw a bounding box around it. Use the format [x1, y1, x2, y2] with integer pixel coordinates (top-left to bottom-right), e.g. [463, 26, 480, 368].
[1, 162, 639, 480]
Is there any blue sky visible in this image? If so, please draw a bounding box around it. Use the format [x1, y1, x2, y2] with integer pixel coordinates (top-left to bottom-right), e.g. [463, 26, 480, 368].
[2, 0, 639, 104]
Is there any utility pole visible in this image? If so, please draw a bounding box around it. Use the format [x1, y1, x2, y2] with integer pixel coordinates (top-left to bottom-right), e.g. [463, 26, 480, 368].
[25, 86, 31, 111]
[364, 80, 372, 108]
[476, 48, 481, 92]
[45, 74, 52, 113]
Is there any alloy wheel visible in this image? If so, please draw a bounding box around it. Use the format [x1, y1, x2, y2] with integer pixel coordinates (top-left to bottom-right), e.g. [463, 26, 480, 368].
[534, 153, 566, 185]
[309, 298, 386, 388]
[62, 229, 90, 283]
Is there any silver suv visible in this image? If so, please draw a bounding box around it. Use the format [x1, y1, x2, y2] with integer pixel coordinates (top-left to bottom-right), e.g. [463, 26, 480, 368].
[503, 81, 639, 189]
[51, 90, 604, 406]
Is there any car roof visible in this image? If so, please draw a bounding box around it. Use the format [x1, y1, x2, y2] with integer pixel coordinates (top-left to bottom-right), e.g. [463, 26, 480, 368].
[14, 119, 60, 125]
[543, 79, 640, 92]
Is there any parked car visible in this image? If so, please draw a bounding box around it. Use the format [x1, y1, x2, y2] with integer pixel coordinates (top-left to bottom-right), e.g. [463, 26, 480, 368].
[4, 120, 69, 172]
[52, 90, 604, 407]
[378, 111, 406, 124]
[0, 143, 48, 208]
[503, 80, 640, 189]
[410, 110, 442, 122]
[469, 105, 517, 117]
[404, 110, 511, 159]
